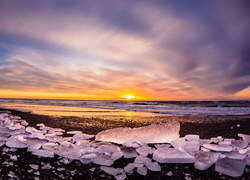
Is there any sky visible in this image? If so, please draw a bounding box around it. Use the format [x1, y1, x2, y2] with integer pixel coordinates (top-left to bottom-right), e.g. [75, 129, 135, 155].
[0, 0, 250, 100]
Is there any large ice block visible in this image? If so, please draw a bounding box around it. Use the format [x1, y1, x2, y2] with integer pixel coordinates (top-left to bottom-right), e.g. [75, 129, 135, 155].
[153, 148, 195, 163]
[215, 157, 246, 177]
[95, 122, 180, 144]
[194, 151, 221, 170]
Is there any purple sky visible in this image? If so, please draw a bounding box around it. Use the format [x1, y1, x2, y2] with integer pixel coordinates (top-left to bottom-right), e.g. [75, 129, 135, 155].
[0, 0, 250, 100]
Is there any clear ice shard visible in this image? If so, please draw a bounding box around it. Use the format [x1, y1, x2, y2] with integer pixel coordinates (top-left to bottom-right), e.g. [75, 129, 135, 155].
[32, 149, 54, 158]
[194, 151, 221, 170]
[215, 157, 246, 177]
[153, 148, 195, 163]
[95, 122, 180, 144]
[203, 144, 233, 152]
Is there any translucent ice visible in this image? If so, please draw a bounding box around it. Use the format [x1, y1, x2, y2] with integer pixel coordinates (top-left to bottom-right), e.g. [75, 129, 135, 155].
[153, 148, 195, 163]
[134, 155, 151, 165]
[136, 145, 153, 156]
[6, 139, 27, 148]
[203, 144, 232, 152]
[185, 134, 199, 141]
[95, 122, 180, 144]
[92, 154, 114, 166]
[61, 150, 82, 160]
[120, 146, 138, 158]
[170, 138, 186, 152]
[137, 167, 147, 176]
[32, 149, 54, 158]
[194, 151, 221, 170]
[146, 161, 161, 171]
[111, 151, 124, 161]
[95, 144, 120, 154]
[215, 157, 246, 177]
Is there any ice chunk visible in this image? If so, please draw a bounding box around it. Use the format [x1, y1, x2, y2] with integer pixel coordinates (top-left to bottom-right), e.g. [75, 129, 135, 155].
[95, 144, 120, 154]
[185, 134, 199, 141]
[153, 148, 195, 163]
[72, 133, 95, 142]
[239, 146, 250, 154]
[136, 145, 153, 156]
[194, 151, 221, 170]
[223, 151, 247, 160]
[238, 133, 250, 143]
[231, 139, 248, 149]
[146, 161, 161, 171]
[120, 146, 138, 158]
[61, 150, 81, 160]
[137, 167, 147, 176]
[124, 163, 136, 172]
[203, 144, 232, 152]
[95, 122, 180, 144]
[199, 139, 212, 146]
[32, 149, 54, 158]
[123, 141, 141, 148]
[185, 140, 200, 152]
[215, 158, 246, 177]
[92, 154, 114, 166]
[111, 151, 123, 161]
[155, 144, 171, 149]
[67, 131, 82, 135]
[134, 155, 151, 165]
[211, 137, 223, 143]
[0, 140, 6, 146]
[171, 138, 186, 152]
[80, 153, 98, 164]
[100, 166, 124, 176]
[6, 139, 27, 148]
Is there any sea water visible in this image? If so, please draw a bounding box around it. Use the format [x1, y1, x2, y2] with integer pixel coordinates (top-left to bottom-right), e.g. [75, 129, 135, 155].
[0, 98, 250, 117]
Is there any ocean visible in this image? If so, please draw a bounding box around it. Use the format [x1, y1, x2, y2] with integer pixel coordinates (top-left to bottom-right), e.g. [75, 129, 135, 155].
[1, 98, 250, 117]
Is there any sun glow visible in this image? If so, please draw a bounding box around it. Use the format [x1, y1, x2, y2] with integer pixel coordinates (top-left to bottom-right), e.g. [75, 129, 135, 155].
[124, 95, 136, 100]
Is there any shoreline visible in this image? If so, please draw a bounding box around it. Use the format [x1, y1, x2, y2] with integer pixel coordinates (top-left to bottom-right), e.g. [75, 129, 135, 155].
[2, 108, 250, 139]
[0, 108, 250, 179]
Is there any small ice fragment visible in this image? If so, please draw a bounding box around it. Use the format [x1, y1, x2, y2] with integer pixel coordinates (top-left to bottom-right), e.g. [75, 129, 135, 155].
[95, 144, 120, 154]
[203, 144, 232, 152]
[223, 151, 247, 160]
[199, 139, 212, 146]
[211, 137, 223, 143]
[30, 164, 39, 170]
[134, 155, 151, 165]
[6, 139, 27, 148]
[137, 167, 147, 176]
[231, 139, 248, 149]
[146, 161, 161, 171]
[120, 146, 138, 158]
[166, 171, 173, 176]
[185, 141, 200, 152]
[36, 123, 45, 127]
[153, 148, 195, 163]
[95, 122, 180, 144]
[100, 166, 124, 176]
[215, 157, 246, 177]
[194, 151, 221, 170]
[61, 150, 81, 160]
[92, 154, 114, 166]
[115, 174, 127, 180]
[171, 138, 186, 152]
[80, 153, 98, 164]
[237, 124, 240, 127]
[0, 140, 6, 146]
[73, 133, 95, 142]
[155, 144, 171, 149]
[32, 149, 54, 158]
[238, 133, 250, 143]
[123, 141, 141, 148]
[111, 151, 123, 161]
[185, 134, 199, 141]
[239, 146, 250, 154]
[67, 131, 82, 135]
[136, 145, 152, 156]
[124, 163, 136, 172]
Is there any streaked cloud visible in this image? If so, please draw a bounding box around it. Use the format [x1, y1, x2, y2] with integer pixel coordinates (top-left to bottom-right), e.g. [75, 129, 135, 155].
[0, 0, 249, 100]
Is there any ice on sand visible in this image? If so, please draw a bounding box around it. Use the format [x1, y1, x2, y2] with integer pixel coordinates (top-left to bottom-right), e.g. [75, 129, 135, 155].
[153, 148, 195, 163]
[194, 151, 221, 170]
[215, 158, 246, 177]
[95, 122, 180, 144]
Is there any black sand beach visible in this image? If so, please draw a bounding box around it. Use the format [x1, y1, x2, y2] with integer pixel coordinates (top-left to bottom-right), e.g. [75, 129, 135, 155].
[0, 108, 250, 179]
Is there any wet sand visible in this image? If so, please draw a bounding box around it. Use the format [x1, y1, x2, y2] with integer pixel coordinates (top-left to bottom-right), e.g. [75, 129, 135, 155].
[0, 108, 250, 179]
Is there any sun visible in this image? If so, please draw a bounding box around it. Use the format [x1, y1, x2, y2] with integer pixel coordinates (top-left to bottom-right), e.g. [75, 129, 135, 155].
[124, 95, 136, 100]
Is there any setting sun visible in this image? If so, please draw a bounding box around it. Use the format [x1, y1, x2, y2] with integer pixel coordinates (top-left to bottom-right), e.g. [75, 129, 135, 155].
[124, 95, 136, 100]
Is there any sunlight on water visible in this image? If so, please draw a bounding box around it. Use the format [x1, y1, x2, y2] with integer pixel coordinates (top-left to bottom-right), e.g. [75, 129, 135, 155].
[0, 102, 170, 117]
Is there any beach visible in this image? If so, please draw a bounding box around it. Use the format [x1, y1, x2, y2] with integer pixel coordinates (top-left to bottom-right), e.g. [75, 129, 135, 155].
[0, 108, 250, 179]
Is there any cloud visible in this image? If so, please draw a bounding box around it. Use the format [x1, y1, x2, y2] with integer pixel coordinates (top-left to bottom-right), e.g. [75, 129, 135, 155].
[0, 0, 250, 100]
